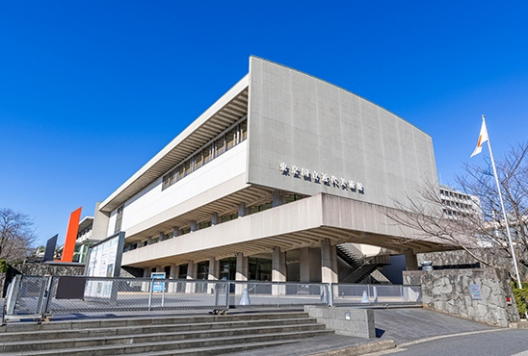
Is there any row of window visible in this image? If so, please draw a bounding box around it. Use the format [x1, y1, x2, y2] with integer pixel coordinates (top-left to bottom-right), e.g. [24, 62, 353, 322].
[162, 118, 248, 190]
[440, 189, 473, 202]
[443, 208, 473, 219]
[441, 199, 475, 211]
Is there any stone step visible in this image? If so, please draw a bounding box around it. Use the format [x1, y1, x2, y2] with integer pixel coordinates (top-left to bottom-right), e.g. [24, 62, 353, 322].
[0, 323, 328, 353]
[124, 339, 301, 356]
[2, 311, 309, 332]
[1, 329, 333, 356]
[0, 317, 317, 342]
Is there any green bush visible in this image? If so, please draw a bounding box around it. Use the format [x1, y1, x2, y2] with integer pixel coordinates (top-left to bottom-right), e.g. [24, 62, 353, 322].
[511, 281, 528, 318]
[0, 260, 8, 273]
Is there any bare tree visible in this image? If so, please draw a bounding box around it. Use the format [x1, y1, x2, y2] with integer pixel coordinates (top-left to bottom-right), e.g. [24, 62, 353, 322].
[388, 141, 528, 279]
[0, 208, 36, 263]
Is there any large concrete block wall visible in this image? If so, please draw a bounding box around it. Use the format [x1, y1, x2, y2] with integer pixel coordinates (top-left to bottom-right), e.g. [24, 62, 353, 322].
[403, 268, 520, 327]
[247, 56, 438, 210]
[304, 305, 376, 338]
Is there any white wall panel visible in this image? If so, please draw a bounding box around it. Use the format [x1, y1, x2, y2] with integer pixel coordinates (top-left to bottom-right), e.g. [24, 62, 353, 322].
[107, 210, 117, 237]
[119, 142, 248, 231]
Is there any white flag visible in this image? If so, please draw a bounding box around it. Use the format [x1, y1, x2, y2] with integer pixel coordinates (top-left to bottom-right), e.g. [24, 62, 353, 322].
[470, 120, 489, 157]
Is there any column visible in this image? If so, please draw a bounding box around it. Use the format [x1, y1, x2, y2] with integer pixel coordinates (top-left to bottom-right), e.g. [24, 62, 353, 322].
[300, 247, 322, 282]
[190, 220, 198, 232]
[168, 264, 179, 293]
[235, 252, 248, 294]
[211, 213, 219, 225]
[321, 238, 338, 283]
[172, 227, 181, 238]
[404, 248, 418, 271]
[146, 237, 153, 245]
[185, 261, 197, 294]
[78, 244, 86, 263]
[238, 203, 247, 217]
[272, 190, 285, 208]
[158, 232, 166, 242]
[142, 267, 152, 292]
[272, 247, 287, 296]
[208, 256, 220, 294]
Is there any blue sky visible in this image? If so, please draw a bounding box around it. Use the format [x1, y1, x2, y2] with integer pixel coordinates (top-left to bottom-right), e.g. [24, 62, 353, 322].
[1, 1, 527, 248]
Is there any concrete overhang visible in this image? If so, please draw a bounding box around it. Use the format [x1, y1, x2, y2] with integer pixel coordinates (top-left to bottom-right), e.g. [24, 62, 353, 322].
[99, 75, 249, 214]
[78, 216, 94, 232]
[122, 193, 454, 268]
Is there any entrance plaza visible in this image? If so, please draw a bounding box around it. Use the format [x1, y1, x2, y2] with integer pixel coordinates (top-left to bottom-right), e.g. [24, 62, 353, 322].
[90, 57, 447, 286]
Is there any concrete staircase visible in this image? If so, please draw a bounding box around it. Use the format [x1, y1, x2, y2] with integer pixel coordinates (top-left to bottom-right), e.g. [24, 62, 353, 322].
[0, 311, 333, 355]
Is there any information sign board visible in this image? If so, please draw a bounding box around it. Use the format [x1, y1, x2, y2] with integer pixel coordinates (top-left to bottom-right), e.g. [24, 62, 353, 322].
[470, 284, 482, 300]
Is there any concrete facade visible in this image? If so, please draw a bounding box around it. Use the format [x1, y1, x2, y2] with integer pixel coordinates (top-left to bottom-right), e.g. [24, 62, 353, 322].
[247, 58, 436, 209]
[90, 57, 445, 285]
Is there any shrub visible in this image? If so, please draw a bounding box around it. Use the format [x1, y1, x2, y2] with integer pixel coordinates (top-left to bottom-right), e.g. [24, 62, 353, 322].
[511, 281, 528, 318]
[0, 259, 8, 273]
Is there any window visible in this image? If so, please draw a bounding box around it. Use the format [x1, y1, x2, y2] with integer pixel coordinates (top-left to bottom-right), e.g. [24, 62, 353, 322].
[203, 146, 211, 164]
[199, 221, 212, 229]
[215, 137, 226, 157]
[226, 128, 235, 149]
[195, 151, 203, 169]
[184, 160, 192, 176]
[178, 165, 185, 180]
[240, 120, 247, 140]
[114, 205, 124, 233]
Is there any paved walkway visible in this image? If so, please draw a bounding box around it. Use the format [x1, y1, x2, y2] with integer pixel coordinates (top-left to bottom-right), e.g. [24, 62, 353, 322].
[374, 308, 493, 344]
[225, 308, 496, 355]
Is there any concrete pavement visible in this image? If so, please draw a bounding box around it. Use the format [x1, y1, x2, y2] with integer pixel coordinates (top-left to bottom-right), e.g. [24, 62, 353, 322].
[224, 308, 497, 355]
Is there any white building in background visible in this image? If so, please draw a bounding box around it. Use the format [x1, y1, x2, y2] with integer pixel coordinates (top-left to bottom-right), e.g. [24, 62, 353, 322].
[439, 185, 481, 220]
[90, 57, 448, 285]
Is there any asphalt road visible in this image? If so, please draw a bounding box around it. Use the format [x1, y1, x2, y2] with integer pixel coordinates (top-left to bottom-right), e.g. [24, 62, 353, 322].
[370, 329, 528, 356]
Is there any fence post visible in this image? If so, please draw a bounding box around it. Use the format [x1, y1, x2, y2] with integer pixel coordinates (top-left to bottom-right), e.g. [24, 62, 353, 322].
[148, 279, 153, 311]
[40, 276, 55, 320]
[161, 282, 165, 308]
[225, 282, 230, 310]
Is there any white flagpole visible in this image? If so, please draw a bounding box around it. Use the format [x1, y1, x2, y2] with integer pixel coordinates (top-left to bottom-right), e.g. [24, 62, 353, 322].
[482, 115, 523, 289]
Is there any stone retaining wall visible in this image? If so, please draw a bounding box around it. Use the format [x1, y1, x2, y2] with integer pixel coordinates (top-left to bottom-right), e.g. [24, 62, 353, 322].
[11, 262, 85, 276]
[417, 249, 528, 281]
[403, 268, 520, 327]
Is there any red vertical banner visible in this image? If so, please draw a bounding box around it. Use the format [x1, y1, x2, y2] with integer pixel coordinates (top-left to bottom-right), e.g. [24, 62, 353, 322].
[61, 207, 82, 262]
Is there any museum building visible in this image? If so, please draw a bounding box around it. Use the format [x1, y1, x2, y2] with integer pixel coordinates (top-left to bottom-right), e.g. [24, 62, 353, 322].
[90, 57, 444, 285]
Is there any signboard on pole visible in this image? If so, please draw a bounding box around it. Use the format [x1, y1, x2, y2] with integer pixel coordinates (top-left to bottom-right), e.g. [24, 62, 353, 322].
[151, 272, 166, 292]
[84, 231, 125, 301]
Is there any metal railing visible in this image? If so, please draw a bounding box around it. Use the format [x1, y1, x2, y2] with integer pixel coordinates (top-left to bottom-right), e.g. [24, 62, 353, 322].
[3, 275, 422, 322]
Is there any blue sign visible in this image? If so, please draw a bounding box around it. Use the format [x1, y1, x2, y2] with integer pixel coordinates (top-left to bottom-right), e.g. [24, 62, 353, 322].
[151, 272, 166, 293]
